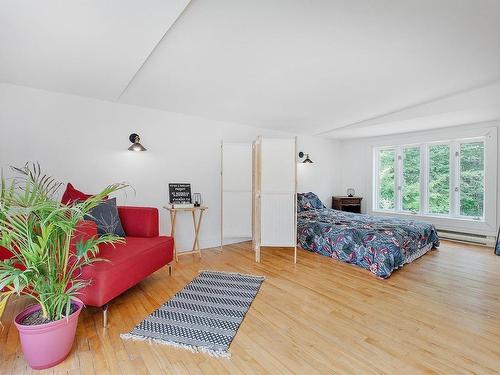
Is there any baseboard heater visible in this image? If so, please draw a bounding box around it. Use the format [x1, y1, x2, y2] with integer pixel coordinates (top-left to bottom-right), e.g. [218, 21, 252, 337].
[437, 229, 495, 246]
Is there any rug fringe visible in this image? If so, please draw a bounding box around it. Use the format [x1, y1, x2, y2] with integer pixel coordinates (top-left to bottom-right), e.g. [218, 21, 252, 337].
[120, 333, 231, 359]
[199, 269, 265, 280]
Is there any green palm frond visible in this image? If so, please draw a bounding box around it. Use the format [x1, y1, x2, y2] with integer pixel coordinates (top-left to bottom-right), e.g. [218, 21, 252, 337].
[0, 163, 127, 320]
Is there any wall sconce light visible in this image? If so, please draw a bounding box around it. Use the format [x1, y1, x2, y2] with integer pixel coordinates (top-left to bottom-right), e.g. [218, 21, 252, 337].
[298, 151, 313, 163]
[128, 133, 147, 152]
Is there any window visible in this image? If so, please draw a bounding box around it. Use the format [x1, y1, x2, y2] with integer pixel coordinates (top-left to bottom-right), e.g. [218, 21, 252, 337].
[428, 144, 450, 215]
[402, 147, 420, 212]
[378, 149, 395, 210]
[374, 138, 485, 220]
[459, 142, 484, 217]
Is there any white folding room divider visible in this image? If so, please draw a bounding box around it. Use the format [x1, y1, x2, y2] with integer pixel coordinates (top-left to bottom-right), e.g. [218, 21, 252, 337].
[253, 137, 297, 263]
[221, 141, 253, 247]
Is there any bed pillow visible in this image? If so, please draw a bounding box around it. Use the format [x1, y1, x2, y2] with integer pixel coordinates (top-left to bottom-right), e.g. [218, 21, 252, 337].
[297, 192, 325, 212]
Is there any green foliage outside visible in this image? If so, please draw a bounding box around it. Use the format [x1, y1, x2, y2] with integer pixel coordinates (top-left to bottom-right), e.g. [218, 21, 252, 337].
[378, 149, 395, 210]
[428, 145, 450, 214]
[402, 147, 420, 212]
[460, 142, 484, 217]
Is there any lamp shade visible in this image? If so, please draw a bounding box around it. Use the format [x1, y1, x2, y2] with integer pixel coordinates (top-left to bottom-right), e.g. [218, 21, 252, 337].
[302, 154, 313, 163]
[298, 151, 313, 163]
[128, 133, 147, 151]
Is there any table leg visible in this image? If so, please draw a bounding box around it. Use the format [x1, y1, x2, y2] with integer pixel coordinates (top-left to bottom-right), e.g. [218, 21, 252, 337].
[192, 210, 204, 257]
[170, 210, 178, 262]
[191, 211, 197, 252]
[197, 210, 204, 257]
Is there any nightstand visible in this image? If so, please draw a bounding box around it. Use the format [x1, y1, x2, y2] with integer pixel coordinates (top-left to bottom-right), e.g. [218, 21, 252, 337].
[332, 196, 363, 213]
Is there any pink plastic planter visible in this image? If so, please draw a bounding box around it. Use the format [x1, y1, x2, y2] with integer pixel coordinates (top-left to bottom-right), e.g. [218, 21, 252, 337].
[14, 299, 83, 370]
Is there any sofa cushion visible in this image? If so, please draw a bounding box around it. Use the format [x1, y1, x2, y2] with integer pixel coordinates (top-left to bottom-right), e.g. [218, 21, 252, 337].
[61, 183, 93, 205]
[118, 206, 159, 237]
[92, 236, 172, 270]
[79, 236, 174, 307]
[84, 198, 126, 237]
[0, 245, 12, 261]
[61, 182, 108, 205]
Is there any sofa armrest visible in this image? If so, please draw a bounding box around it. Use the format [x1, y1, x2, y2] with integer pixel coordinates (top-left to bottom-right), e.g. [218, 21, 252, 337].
[118, 206, 159, 238]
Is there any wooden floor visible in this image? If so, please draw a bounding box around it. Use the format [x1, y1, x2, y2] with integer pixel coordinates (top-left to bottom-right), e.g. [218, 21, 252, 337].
[1, 240, 500, 375]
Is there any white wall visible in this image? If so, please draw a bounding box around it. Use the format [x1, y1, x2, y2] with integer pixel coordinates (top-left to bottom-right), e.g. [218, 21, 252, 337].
[0, 83, 340, 252]
[296, 136, 342, 208]
[340, 122, 499, 237]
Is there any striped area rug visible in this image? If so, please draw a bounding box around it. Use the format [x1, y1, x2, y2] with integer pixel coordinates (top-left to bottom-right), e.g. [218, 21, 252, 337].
[121, 270, 265, 358]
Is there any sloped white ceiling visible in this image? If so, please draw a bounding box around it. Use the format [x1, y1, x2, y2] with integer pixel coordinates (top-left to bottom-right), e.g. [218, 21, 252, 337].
[0, 0, 190, 100]
[1, 0, 500, 137]
[120, 0, 500, 135]
[325, 82, 500, 139]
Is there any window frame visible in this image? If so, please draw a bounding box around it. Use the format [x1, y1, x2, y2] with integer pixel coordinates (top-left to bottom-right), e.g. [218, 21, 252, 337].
[372, 136, 486, 222]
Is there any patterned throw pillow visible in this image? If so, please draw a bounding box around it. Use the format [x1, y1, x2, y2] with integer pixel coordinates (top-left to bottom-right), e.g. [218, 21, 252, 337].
[297, 192, 325, 212]
[84, 198, 126, 237]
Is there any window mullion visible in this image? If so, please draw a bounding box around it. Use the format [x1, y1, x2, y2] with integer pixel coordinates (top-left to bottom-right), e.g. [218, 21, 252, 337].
[396, 147, 402, 212]
[373, 148, 379, 211]
[450, 142, 460, 217]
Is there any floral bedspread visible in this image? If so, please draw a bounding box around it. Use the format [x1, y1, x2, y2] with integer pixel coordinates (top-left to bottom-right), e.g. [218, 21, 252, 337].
[297, 208, 440, 278]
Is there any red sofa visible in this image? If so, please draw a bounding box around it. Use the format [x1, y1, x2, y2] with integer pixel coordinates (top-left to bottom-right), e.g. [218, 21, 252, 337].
[78, 206, 174, 326]
[1, 206, 174, 327]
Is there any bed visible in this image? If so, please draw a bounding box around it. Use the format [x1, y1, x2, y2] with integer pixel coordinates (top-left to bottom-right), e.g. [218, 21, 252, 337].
[297, 192, 440, 278]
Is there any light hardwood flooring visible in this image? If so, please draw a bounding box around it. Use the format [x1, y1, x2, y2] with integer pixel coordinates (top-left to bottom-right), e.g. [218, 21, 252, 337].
[1, 240, 500, 375]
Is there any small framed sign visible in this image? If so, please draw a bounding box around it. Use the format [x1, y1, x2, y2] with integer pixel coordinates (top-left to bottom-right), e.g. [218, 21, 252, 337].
[169, 183, 192, 204]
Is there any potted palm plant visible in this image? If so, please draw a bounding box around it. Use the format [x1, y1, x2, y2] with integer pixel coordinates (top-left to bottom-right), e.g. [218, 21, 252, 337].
[0, 163, 125, 370]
